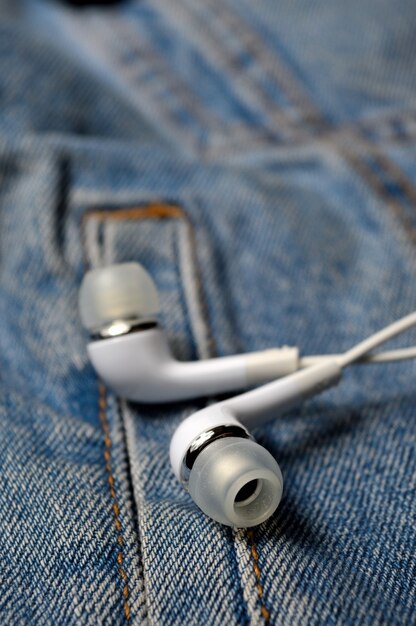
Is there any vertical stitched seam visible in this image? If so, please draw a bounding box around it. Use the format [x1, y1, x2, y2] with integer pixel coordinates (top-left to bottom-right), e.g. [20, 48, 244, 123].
[82, 212, 137, 625]
[181, 216, 217, 357]
[246, 530, 270, 624]
[98, 382, 132, 625]
[82, 203, 189, 625]
[83, 202, 270, 624]
[164, 204, 271, 624]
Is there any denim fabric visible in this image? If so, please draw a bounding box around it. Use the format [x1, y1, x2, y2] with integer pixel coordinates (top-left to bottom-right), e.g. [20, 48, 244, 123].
[0, 1, 415, 624]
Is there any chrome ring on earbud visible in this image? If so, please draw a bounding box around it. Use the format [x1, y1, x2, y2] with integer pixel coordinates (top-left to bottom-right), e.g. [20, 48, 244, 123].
[91, 318, 158, 340]
[181, 423, 252, 485]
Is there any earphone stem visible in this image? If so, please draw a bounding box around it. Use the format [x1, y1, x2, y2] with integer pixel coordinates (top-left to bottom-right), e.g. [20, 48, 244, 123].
[224, 360, 342, 428]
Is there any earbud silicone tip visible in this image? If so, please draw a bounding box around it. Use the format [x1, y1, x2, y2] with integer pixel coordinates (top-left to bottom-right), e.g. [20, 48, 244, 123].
[188, 437, 283, 527]
[79, 262, 160, 332]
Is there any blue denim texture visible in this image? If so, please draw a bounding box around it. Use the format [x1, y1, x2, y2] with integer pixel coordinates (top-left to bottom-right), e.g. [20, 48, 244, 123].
[0, 0, 415, 624]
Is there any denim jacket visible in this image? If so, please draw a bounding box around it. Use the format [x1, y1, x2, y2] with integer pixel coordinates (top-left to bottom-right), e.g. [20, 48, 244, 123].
[0, 1, 415, 624]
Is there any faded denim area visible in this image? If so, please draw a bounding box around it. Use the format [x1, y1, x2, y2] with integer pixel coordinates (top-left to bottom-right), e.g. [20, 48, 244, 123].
[0, 1, 415, 625]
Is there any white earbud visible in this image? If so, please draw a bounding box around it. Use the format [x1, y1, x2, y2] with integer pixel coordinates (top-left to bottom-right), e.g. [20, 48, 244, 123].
[79, 263, 300, 403]
[170, 360, 341, 526]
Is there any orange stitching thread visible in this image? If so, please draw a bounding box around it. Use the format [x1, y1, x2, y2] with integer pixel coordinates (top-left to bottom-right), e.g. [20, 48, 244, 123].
[98, 382, 132, 625]
[82, 204, 189, 625]
[82, 211, 133, 624]
[247, 530, 270, 624]
[82, 203, 184, 224]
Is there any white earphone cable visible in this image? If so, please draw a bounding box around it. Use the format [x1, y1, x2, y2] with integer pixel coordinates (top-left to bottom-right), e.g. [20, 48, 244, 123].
[300, 311, 416, 369]
[339, 311, 416, 367]
[300, 345, 416, 368]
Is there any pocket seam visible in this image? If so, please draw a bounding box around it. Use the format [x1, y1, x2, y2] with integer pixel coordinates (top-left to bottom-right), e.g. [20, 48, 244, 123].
[82, 201, 271, 625]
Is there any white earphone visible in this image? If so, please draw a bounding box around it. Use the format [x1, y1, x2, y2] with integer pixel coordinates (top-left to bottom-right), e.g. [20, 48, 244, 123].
[79, 262, 416, 527]
[78, 263, 301, 403]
